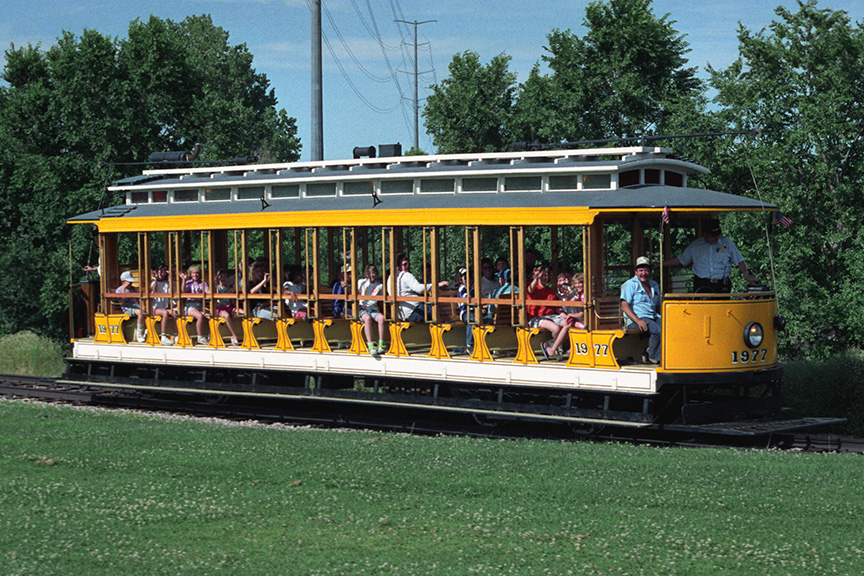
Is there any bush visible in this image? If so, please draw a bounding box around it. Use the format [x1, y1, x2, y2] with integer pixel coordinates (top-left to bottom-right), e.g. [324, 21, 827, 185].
[0, 331, 66, 377]
[782, 349, 864, 436]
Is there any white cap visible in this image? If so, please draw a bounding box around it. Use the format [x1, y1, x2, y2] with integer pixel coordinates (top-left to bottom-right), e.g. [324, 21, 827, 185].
[120, 271, 135, 283]
[635, 256, 651, 268]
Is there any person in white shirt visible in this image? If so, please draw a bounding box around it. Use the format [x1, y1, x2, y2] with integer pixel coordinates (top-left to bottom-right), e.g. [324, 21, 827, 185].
[387, 253, 449, 322]
[480, 258, 499, 298]
[660, 219, 756, 293]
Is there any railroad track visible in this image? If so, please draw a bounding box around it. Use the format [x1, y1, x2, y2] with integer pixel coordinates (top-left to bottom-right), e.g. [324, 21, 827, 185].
[2, 373, 861, 453]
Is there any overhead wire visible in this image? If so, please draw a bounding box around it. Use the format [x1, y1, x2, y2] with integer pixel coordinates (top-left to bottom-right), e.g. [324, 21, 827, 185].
[365, 0, 413, 134]
[321, 33, 399, 113]
[304, 0, 434, 138]
[305, 0, 401, 114]
[323, 1, 391, 83]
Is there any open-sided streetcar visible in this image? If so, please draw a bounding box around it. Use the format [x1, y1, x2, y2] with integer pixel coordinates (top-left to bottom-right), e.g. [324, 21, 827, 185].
[65, 144, 803, 432]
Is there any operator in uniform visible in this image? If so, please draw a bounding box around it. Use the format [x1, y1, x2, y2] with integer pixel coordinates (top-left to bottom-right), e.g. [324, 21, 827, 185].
[659, 218, 757, 293]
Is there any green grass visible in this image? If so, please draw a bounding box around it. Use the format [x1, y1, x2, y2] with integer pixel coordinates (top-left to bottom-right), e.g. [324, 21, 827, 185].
[1, 401, 862, 576]
[0, 331, 66, 377]
[782, 349, 864, 436]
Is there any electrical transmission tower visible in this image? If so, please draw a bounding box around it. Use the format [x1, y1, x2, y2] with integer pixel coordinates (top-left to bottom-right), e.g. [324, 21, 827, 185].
[394, 19, 436, 152]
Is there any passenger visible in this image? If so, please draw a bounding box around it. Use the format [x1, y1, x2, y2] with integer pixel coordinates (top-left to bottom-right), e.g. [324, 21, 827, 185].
[331, 265, 351, 319]
[178, 265, 209, 345]
[283, 265, 309, 321]
[358, 264, 386, 356]
[492, 268, 514, 297]
[116, 271, 147, 343]
[487, 268, 514, 323]
[543, 272, 586, 359]
[524, 248, 538, 271]
[495, 257, 508, 280]
[150, 264, 175, 346]
[215, 269, 241, 347]
[564, 272, 586, 330]
[451, 265, 465, 290]
[526, 265, 568, 361]
[247, 262, 274, 319]
[480, 258, 499, 298]
[387, 252, 449, 322]
[457, 267, 492, 355]
[621, 256, 662, 364]
[659, 218, 757, 293]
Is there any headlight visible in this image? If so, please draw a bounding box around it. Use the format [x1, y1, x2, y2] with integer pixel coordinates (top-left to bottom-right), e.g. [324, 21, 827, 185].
[744, 322, 764, 348]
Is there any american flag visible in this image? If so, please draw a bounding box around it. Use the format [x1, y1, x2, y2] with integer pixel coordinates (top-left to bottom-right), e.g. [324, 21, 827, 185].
[774, 211, 793, 228]
[662, 204, 671, 224]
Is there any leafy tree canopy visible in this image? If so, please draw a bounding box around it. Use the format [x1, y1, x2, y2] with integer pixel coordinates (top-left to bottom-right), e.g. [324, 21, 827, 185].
[708, 0, 864, 357]
[422, 51, 517, 154]
[488, 0, 703, 146]
[0, 14, 301, 338]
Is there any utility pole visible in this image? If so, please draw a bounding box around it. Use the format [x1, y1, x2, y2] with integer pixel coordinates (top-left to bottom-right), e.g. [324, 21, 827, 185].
[311, 0, 323, 161]
[394, 19, 436, 153]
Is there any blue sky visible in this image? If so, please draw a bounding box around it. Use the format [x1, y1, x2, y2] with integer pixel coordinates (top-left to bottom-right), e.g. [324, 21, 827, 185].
[2, 0, 863, 161]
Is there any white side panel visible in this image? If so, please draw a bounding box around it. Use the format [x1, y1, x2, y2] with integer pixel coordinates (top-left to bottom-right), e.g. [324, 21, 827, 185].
[72, 341, 658, 394]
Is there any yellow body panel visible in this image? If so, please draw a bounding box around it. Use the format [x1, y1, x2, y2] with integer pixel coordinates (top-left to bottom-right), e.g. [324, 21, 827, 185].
[566, 329, 625, 369]
[94, 313, 129, 344]
[661, 298, 778, 372]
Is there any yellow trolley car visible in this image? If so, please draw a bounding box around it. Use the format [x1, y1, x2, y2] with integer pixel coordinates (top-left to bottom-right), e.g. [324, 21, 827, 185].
[65, 143, 788, 429]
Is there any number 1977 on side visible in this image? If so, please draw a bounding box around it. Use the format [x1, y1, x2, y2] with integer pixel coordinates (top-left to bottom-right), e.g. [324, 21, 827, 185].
[732, 349, 767, 364]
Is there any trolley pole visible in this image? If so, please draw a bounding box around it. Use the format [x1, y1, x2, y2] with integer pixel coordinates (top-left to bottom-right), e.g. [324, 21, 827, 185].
[395, 19, 436, 152]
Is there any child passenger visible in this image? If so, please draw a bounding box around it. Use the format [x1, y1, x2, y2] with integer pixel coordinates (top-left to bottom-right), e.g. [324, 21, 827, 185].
[543, 271, 586, 359]
[283, 265, 308, 321]
[526, 265, 568, 361]
[457, 267, 492, 354]
[248, 262, 274, 319]
[358, 264, 386, 356]
[179, 265, 209, 345]
[331, 265, 352, 319]
[116, 271, 146, 343]
[150, 265, 175, 346]
[215, 269, 241, 347]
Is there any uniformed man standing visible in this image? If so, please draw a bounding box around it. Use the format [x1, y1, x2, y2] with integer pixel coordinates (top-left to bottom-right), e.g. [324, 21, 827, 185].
[660, 219, 757, 293]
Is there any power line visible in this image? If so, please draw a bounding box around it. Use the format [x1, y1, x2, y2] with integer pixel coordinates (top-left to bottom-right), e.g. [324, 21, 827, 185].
[323, 2, 391, 83]
[363, 0, 414, 136]
[322, 34, 399, 113]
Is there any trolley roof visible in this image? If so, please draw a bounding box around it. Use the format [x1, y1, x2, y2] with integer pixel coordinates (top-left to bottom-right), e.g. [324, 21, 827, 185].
[70, 146, 775, 232]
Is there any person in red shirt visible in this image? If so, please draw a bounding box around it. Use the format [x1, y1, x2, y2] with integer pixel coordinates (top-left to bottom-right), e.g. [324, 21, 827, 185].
[526, 265, 568, 360]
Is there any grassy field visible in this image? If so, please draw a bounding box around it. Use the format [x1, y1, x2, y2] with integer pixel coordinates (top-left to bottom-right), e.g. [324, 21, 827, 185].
[0, 331, 66, 377]
[1, 400, 862, 576]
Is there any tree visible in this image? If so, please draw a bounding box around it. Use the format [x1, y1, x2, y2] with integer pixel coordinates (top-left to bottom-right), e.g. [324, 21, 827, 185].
[513, 0, 703, 143]
[422, 51, 517, 154]
[0, 15, 301, 339]
[425, 1, 705, 152]
[708, 1, 864, 357]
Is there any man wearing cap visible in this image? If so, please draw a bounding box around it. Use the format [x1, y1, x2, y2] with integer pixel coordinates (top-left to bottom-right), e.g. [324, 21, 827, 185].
[660, 219, 757, 293]
[620, 256, 662, 364]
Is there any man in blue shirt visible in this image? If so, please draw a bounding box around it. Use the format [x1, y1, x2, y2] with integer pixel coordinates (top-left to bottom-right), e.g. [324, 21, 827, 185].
[620, 256, 662, 364]
[660, 218, 756, 293]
